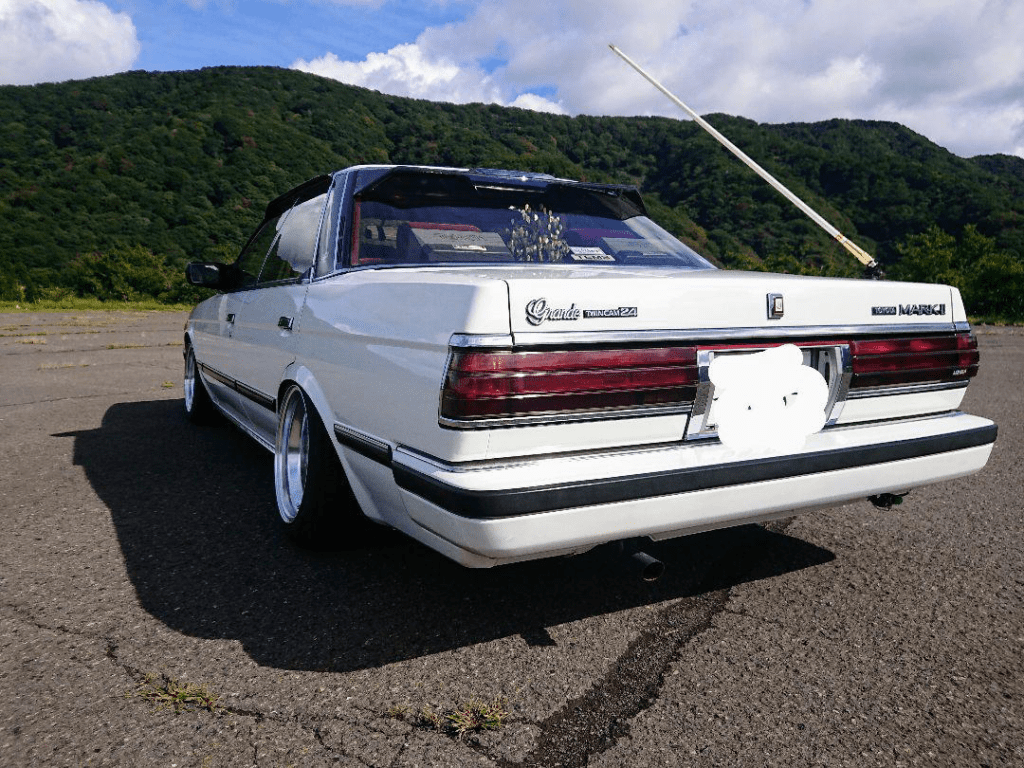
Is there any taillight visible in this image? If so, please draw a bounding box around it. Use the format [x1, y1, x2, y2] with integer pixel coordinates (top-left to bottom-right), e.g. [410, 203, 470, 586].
[441, 346, 699, 421]
[849, 332, 979, 389]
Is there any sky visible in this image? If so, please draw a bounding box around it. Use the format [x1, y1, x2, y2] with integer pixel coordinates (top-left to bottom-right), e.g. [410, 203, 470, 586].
[1, 0, 1022, 159]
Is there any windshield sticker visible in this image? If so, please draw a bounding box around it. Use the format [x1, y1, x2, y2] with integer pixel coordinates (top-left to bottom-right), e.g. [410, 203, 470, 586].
[569, 247, 616, 262]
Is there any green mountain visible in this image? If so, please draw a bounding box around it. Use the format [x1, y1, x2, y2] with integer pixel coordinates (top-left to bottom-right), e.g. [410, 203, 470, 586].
[1, 66, 1022, 316]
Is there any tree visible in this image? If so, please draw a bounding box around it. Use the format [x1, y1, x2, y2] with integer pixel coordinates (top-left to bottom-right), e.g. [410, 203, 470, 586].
[890, 225, 1024, 321]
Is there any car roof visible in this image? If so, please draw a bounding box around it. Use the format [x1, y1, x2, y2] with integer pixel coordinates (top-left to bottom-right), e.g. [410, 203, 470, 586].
[259, 165, 648, 226]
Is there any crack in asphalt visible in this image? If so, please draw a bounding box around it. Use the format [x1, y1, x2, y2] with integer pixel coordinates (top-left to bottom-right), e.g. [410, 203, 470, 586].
[500, 591, 730, 768]
[3, 603, 383, 767]
[105, 640, 380, 766]
[5, 522, 796, 768]
[477, 520, 796, 768]
[1, 391, 174, 409]
[0, 600, 104, 641]
[367, 521, 800, 767]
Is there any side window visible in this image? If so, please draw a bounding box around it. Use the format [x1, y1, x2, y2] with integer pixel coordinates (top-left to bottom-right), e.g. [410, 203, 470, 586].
[232, 215, 281, 291]
[259, 193, 326, 284]
[315, 184, 339, 276]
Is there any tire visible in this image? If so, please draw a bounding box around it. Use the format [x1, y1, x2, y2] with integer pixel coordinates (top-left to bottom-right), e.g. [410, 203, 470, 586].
[274, 384, 363, 547]
[184, 345, 217, 424]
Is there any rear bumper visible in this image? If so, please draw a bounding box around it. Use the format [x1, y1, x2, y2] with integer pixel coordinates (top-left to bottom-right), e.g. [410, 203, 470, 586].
[390, 412, 996, 567]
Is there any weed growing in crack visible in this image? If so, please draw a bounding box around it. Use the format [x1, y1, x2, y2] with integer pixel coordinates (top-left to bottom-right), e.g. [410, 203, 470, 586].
[390, 699, 511, 739]
[383, 703, 410, 719]
[130, 673, 220, 714]
[445, 699, 510, 738]
[416, 705, 443, 730]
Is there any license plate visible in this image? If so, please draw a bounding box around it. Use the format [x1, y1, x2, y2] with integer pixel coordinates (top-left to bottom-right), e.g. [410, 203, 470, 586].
[686, 344, 849, 441]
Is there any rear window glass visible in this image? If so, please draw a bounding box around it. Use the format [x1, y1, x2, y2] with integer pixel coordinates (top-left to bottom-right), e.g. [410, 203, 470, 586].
[348, 202, 712, 270]
[342, 173, 714, 271]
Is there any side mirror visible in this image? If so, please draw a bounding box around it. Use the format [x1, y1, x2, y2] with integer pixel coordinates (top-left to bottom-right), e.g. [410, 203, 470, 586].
[186, 262, 226, 289]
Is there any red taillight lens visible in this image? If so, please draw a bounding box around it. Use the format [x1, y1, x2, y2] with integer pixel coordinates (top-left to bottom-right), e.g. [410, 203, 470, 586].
[849, 332, 979, 389]
[441, 346, 699, 420]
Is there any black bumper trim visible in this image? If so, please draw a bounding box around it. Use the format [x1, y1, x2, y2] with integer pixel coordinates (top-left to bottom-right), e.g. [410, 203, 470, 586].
[334, 424, 393, 465]
[393, 423, 997, 519]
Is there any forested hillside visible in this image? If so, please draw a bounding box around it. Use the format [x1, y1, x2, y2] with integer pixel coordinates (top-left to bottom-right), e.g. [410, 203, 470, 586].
[1, 66, 1022, 318]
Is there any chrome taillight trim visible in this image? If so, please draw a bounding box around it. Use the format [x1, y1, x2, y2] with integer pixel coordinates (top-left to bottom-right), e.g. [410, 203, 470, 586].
[449, 333, 515, 349]
[846, 380, 970, 399]
[439, 402, 693, 429]
[507, 323, 962, 347]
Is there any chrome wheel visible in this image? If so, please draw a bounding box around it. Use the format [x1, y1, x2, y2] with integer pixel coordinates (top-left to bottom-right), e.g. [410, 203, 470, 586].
[184, 348, 197, 412]
[183, 344, 216, 424]
[275, 386, 310, 523]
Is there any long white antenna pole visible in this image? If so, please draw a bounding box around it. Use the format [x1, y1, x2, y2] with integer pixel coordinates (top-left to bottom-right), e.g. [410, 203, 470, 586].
[609, 43, 879, 272]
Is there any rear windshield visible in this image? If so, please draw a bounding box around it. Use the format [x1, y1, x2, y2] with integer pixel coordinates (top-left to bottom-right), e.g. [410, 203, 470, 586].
[342, 174, 714, 271]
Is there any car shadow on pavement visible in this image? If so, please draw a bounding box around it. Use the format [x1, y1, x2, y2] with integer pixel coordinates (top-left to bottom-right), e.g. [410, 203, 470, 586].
[63, 399, 836, 673]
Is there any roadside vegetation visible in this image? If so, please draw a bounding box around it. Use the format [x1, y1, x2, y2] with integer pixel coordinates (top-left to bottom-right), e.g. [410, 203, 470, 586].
[0, 296, 194, 312]
[2, 67, 1022, 319]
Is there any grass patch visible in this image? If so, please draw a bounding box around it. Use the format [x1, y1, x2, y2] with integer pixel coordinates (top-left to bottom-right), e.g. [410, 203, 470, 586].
[161, 381, 175, 388]
[130, 673, 220, 714]
[106, 343, 145, 350]
[0, 297, 194, 313]
[387, 698, 511, 739]
[15, 337, 47, 345]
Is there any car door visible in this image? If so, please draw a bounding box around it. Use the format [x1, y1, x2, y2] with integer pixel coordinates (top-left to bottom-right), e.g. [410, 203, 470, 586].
[228, 190, 330, 443]
[196, 216, 281, 425]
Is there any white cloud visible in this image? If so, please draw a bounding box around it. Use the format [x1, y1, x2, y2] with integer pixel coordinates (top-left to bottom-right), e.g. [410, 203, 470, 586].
[510, 92, 564, 114]
[0, 0, 140, 85]
[292, 0, 1024, 157]
[293, 42, 566, 112]
[294, 43, 505, 105]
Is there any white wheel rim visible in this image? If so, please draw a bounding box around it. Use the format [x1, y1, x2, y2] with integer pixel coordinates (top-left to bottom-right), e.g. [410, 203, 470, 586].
[276, 389, 309, 523]
[184, 350, 196, 411]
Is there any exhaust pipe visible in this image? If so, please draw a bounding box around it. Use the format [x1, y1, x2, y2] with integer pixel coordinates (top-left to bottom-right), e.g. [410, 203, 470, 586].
[869, 491, 910, 510]
[631, 550, 665, 582]
[618, 539, 665, 581]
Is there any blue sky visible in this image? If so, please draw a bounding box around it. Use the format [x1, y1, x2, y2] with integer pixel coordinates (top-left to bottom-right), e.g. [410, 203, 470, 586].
[119, 0, 467, 73]
[2, 0, 1022, 158]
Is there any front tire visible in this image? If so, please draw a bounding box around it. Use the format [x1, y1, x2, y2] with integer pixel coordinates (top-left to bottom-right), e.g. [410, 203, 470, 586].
[274, 384, 361, 546]
[184, 345, 217, 424]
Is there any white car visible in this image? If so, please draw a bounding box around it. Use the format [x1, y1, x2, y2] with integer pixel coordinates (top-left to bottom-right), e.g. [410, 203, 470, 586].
[184, 165, 997, 569]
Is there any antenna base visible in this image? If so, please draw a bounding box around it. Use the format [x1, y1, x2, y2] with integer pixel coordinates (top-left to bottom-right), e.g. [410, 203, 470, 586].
[862, 261, 885, 280]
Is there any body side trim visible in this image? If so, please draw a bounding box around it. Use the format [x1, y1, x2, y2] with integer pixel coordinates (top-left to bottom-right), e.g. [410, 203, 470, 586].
[197, 362, 276, 412]
[334, 423, 393, 465]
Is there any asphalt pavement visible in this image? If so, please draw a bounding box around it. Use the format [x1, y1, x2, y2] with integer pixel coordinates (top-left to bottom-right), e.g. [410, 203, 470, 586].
[1, 310, 1020, 767]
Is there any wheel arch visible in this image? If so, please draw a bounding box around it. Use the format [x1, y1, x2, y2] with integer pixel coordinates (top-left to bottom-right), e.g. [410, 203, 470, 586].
[277, 364, 391, 525]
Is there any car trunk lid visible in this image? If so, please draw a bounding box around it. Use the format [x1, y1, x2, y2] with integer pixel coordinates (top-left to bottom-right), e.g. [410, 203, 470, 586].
[501, 268, 957, 341]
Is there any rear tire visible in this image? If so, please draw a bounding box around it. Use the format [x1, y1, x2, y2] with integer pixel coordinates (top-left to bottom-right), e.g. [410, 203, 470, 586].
[274, 384, 363, 547]
[184, 345, 217, 424]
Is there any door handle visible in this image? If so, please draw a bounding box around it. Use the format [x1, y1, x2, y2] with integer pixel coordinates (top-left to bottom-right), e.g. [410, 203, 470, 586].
[226, 313, 235, 323]
[278, 316, 294, 331]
